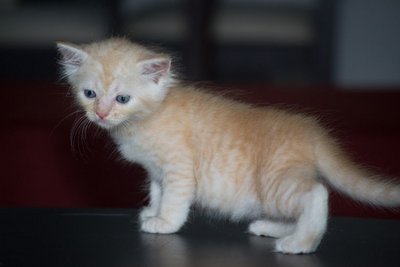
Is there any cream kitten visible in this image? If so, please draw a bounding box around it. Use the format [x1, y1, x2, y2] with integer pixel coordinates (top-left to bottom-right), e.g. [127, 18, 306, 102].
[57, 38, 400, 254]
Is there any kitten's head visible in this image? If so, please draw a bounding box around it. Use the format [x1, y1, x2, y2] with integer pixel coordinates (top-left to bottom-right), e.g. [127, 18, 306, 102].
[57, 38, 174, 129]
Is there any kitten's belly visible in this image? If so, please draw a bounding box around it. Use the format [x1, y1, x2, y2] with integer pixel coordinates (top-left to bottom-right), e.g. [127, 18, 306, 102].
[195, 166, 262, 220]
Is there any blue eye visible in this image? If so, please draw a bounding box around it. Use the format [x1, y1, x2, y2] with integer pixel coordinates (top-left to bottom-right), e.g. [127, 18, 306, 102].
[116, 95, 131, 104]
[83, 89, 96, 98]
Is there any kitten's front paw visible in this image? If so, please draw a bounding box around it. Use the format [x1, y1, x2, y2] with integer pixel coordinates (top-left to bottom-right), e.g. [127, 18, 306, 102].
[141, 217, 180, 234]
[275, 235, 318, 254]
[139, 207, 158, 222]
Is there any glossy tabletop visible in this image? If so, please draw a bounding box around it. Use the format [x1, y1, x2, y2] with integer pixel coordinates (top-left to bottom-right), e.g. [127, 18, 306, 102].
[0, 209, 399, 267]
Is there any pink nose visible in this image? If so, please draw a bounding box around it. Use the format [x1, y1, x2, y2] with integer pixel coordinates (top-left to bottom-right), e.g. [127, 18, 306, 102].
[96, 111, 107, 120]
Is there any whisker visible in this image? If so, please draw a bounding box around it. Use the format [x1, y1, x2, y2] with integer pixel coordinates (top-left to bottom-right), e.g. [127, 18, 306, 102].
[51, 109, 83, 136]
[80, 119, 93, 159]
[94, 123, 104, 139]
[70, 114, 91, 159]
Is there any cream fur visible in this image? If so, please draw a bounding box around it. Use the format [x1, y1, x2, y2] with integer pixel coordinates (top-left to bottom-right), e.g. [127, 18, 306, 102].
[57, 38, 400, 254]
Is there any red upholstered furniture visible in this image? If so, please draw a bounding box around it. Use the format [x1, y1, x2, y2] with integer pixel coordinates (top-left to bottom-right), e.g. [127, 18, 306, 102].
[2, 81, 400, 219]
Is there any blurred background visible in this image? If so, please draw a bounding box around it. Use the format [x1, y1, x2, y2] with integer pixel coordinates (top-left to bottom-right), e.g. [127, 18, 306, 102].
[2, 0, 400, 85]
[1, 0, 400, 218]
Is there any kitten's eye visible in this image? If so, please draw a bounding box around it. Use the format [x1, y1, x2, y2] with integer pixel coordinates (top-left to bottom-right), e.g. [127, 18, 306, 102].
[116, 95, 131, 104]
[83, 89, 96, 99]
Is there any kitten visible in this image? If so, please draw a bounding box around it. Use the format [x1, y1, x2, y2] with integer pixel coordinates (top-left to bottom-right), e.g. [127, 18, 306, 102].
[57, 38, 400, 254]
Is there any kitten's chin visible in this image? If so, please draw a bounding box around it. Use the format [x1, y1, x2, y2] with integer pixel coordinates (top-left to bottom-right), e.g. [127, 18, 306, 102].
[91, 118, 120, 130]
[86, 113, 129, 130]
[95, 121, 115, 130]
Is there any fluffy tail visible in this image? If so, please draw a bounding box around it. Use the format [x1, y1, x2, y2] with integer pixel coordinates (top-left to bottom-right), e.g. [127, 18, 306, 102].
[315, 137, 400, 207]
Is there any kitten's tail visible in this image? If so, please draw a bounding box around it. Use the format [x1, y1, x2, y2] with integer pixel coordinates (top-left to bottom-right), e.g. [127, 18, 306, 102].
[315, 137, 400, 207]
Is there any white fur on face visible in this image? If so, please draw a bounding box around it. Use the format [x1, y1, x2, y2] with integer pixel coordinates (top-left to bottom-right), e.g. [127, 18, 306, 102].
[57, 39, 173, 130]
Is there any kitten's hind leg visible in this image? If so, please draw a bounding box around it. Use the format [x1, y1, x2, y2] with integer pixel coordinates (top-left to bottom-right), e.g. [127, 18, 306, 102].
[275, 184, 328, 254]
[248, 220, 295, 238]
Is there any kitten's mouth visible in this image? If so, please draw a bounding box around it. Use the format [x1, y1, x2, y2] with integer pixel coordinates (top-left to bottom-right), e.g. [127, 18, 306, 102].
[94, 118, 116, 129]
[86, 113, 118, 130]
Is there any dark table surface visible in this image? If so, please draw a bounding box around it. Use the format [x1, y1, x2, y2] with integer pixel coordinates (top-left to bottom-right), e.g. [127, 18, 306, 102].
[0, 209, 399, 267]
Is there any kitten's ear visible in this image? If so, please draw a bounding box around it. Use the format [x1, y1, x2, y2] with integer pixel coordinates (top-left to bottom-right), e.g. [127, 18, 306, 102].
[56, 42, 88, 76]
[138, 57, 171, 84]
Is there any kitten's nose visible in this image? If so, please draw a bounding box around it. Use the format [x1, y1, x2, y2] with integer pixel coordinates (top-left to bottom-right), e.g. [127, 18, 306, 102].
[96, 111, 108, 120]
